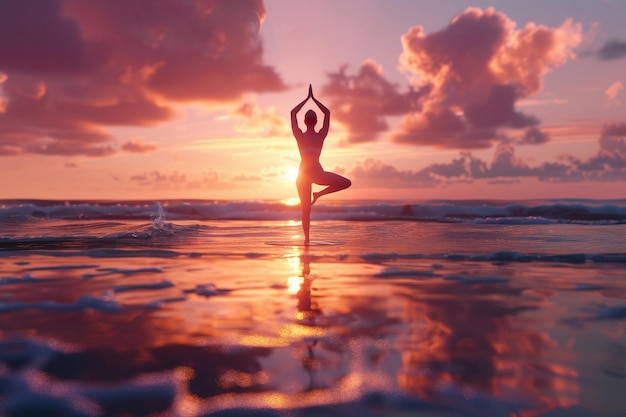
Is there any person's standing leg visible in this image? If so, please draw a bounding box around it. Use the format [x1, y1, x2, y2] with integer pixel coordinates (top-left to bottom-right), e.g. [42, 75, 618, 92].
[297, 178, 312, 244]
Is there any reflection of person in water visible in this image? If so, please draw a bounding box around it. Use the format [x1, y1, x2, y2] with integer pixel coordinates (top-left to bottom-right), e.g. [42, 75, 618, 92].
[296, 247, 318, 321]
[295, 247, 321, 390]
[291, 84, 351, 244]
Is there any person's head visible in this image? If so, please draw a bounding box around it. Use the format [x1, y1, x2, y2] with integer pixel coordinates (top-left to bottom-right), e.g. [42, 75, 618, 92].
[304, 110, 317, 127]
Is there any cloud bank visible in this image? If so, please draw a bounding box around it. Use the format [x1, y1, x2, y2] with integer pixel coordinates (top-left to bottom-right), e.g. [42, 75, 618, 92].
[0, 0, 284, 156]
[351, 122, 626, 188]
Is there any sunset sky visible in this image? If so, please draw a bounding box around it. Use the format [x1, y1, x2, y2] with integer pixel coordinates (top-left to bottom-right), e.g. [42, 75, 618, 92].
[1, 0, 625, 201]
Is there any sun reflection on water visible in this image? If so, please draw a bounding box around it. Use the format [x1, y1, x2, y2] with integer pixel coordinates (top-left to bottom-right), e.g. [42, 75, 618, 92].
[287, 275, 303, 294]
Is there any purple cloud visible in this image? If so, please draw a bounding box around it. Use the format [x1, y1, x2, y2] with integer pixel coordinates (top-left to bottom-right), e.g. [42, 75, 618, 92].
[0, 0, 285, 157]
[121, 139, 159, 154]
[321, 60, 426, 143]
[597, 40, 626, 60]
[394, 8, 581, 149]
[322, 8, 582, 151]
[351, 121, 626, 188]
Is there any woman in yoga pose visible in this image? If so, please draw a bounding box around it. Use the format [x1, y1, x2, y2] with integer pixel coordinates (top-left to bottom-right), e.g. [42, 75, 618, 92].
[291, 85, 351, 244]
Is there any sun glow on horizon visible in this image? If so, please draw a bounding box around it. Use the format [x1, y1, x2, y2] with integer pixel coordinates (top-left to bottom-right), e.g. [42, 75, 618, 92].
[281, 197, 300, 206]
[286, 166, 299, 182]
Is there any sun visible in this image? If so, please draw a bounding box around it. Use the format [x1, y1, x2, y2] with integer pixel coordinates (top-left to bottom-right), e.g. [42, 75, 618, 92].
[285, 166, 299, 182]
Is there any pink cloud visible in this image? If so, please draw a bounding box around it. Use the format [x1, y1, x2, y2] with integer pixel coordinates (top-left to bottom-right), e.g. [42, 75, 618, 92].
[321, 60, 426, 143]
[233, 101, 290, 136]
[129, 170, 187, 187]
[320, 8, 581, 150]
[350, 158, 438, 188]
[573, 122, 626, 164]
[573, 123, 626, 177]
[605, 81, 623, 107]
[392, 108, 497, 149]
[121, 139, 159, 154]
[393, 7, 582, 149]
[0, 0, 285, 157]
[517, 127, 550, 145]
[128, 169, 239, 190]
[64, 0, 284, 102]
[487, 142, 533, 178]
[233, 173, 264, 182]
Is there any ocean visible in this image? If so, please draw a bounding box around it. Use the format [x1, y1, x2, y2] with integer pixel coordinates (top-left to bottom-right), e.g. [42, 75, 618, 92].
[0, 199, 625, 417]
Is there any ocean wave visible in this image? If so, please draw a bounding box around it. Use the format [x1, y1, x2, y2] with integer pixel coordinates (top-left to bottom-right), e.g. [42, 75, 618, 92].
[1, 199, 626, 225]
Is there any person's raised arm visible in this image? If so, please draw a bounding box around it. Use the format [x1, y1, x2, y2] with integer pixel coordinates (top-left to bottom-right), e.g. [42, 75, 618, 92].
[310, 86, 330, 137]
[290, 93, 309, 136]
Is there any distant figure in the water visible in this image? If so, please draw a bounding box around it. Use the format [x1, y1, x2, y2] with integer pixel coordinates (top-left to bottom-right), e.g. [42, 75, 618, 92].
[291, 85, 351, 244]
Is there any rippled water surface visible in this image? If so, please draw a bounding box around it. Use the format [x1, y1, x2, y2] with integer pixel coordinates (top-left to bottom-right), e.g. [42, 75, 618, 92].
[1, 216, 625, 416]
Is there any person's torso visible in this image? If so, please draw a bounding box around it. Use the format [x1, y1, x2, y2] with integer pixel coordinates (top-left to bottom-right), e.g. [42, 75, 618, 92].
[297, 131, 323, 163]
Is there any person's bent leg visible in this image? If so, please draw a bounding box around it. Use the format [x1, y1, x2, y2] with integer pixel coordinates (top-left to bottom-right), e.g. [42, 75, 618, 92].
[312, 172, 351, 205]
[297, 178, 312, 244]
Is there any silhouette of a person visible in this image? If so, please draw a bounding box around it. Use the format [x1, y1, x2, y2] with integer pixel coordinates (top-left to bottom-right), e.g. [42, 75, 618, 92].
[291, 85, 351, 244]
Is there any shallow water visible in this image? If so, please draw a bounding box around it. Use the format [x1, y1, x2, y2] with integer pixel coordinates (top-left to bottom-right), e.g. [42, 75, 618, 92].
[1, 215, 625, 416]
